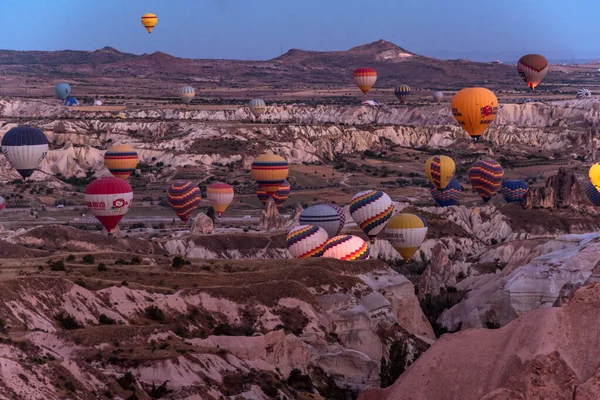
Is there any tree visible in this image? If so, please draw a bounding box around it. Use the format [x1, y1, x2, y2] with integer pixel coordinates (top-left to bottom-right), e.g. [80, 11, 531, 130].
[206, 206, 216, 222]
[379, 339, 411, 388]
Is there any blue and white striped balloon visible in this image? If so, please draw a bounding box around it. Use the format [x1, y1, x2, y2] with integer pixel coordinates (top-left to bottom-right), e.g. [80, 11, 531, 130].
[299, 204, 342, 238]
[1, 126, 49, 179]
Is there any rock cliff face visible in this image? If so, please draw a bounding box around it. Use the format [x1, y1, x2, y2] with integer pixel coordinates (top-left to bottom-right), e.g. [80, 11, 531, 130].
[359, 284, 600, 400]
[521, 167, 585, 209]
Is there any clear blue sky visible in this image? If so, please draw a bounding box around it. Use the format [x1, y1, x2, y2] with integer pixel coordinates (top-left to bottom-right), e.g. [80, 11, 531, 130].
[1, 0, 599, 62]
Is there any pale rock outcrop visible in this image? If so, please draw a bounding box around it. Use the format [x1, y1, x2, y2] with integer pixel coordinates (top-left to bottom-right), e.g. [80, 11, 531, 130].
[521, 167, 585, 209]
[261, 198, 283, 230]
[190, 212, 214, 235]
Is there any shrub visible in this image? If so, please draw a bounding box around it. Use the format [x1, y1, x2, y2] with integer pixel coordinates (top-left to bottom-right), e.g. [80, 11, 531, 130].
[172, 255, 191, 269]
[99, 314, 116, 325]
[82, 255, 95, 264]
[54, 312, 82, 330]
[144, 305, 165, 322]
[97, 263, 107, 272]
[49, 260, 66, 271]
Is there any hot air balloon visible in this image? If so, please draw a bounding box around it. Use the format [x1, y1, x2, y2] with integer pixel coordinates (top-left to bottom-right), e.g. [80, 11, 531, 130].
[577, 88, 592, 99]
[394, 84, 411, 104]
[586, 181, 600, 206]
[500, 180, 528, 203]
[206, 182, 234, 217]
[166, 181, 202, 223]
[273, 180, 290, 207]
[385, 213, 428, 261]
[251, 154, 288, 196]
[141, 13, 158, 33]
[424, 155, 456, 190]
[451, 87, 499, 140]
[322, 235, 370, 261]
[248, 99, 266, 118]
[1, 126, 49, 179]
[589, 164, 600, 191]
[104, 144, 139, 180]
[433, 91, 444, 103]
[85, 177, 133, 233]
[256, 185, 269, 206]
[353, 68, 377, 97]
[430, 178, 461, 207]
[468, 159, 504, 202]
[286, 225, 329, 258]
[179, 86, 195, 104]
[64, 98, 79, 107]
[299, 204, 341, 238]
[517, 54, 548, 92]
[349, 190, 394, 242]
[0, 196, 5, 214]
[93, 99, 103, 106]
[55, 83, 71, 100]
[329, 203, 346, 235]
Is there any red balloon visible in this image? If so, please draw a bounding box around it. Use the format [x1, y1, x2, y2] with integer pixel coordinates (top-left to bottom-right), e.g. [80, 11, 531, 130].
[85, 177, 133, 232]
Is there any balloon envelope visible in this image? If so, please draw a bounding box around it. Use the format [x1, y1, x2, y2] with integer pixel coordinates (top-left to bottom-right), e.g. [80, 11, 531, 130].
[385, 213, 428, 261]
[299, 204, 341, 238]
[586, 181, 600, 206]
[322, 235, 370, 261]
[590, 164, 600, 191]
[141, 13, 158, 33]
[517, 54, 548, 91]
[451, 87, 499, 140]
[273, 180, 291, 207]
[353, 68, 377, 95]
[248, 99, 266, 118]
[0, 196, 5, 213]
[166, 181, 202, 223]
[179, 86, 195, 104]
[286, 225, 329, 258]
[424, 155, 455, 190]
[1, 125, 49, 179]
[430, 178, 461, 207]
[349, 190, 393, 241]
[55, 83, 71, 100]
[500, 180, 528, 203]
[469, 159, 504, 202]
[206, 182, 234, 216]
[433, 91, 444, 103]
[394, 84, 411, 103]
[64, 98, 79, 106]
[85, 177, 133, 233]
[328, 203, 346, 235]
[251, 154, 289, 196]
[104, 144, 139, 180]
[577, 88, 592, 99]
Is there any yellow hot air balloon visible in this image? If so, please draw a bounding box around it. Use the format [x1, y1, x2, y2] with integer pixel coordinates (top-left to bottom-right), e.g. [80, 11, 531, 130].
[451, 87, 499, 140]
[251, 154, 289, 196]
[141, 13, 158, 33]
[104, 144, 139, 180]
[589, 164, 600, 191]
[424, 155, 455, 190]
[385, 213, 428, 261]
[206, 182, 234, 217]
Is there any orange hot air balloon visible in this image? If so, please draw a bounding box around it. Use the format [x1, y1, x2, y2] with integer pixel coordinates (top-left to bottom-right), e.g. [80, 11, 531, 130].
[104, 144, 139, 180]
[353, 68, 377, 96]
[206, 182, 234, 217]
[251, 154, 289, 196]
[141, 13, 158, 33]
[517, 54, 548, 92]
[451, 87, 499, 140]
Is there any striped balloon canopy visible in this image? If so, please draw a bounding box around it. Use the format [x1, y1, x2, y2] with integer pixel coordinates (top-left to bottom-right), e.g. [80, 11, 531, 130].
[328, 203, 346, 235]
[248, 99, 266, 118]
[206, 182, 234, 216]
[178, 86, 195, 104]
[251, 154, 289, 196]
[468, 159, 504, 202]
[299, 204, 341, 238]
[257, 181, 290, 208]
[322, 235, 370, 261]
[1, 125, 49, 180]
[424, 155, 455, 190]
[585, 181, 600, 206]
[517, 54, 548, 92]
[166, 181, 202, 223]
[577, 88, 592, 99]
[385, 213, 428, 261]
[394, 84, 411, 103]
[85, 177, 133, 233]
[104, 144, 139, 180]
[353, 68, 377, 96]
[349, 190, 394, 242]
[500, 180, 528, 203]
[286, 225, 329, 258]
[430, 178, 461, 207]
